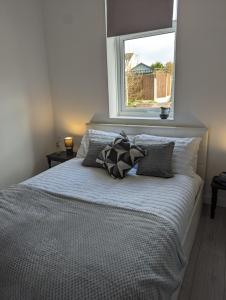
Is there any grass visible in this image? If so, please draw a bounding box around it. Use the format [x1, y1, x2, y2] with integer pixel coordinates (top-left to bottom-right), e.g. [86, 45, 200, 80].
[128, 99, 164, 108]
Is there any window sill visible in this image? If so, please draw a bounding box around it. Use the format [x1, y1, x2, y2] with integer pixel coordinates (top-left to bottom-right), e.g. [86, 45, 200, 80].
[110, 115, 174, 121]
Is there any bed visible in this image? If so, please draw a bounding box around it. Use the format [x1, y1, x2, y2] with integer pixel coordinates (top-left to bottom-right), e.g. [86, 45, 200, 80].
[0, 123, 208, 300]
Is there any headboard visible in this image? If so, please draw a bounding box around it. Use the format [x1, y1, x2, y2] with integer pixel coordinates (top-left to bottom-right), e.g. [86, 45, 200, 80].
[87, 123, 208, 180]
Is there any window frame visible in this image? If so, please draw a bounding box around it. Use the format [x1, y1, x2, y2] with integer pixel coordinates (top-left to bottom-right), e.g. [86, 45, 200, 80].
[107, 21, 177, 120]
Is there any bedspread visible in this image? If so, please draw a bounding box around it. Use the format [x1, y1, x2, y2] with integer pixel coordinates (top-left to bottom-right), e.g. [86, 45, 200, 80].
[0, 185, 186, 300]
[24, 158, 202, 242]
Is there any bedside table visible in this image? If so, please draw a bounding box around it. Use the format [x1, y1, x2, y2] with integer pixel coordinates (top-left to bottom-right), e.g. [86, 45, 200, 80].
[211, 176, 226, 219]
[46, 151, 77, 168]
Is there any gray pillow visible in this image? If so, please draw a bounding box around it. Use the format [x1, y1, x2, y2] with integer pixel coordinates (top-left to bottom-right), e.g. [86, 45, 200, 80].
[82, 140, 109, 168]
[136, 142, 175, 178]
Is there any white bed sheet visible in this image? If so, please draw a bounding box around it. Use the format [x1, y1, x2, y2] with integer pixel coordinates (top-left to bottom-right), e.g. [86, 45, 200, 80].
[22, 158, 202, 242]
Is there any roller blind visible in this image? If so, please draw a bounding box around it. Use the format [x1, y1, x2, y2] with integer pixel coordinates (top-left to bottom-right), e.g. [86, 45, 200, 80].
[107, 0, 174, 37]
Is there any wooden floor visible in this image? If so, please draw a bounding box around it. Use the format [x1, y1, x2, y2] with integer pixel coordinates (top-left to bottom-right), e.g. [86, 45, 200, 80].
[179, 204, 226, 300]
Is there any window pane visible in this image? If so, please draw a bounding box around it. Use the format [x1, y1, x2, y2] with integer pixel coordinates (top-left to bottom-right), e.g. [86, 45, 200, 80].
[124, 32, 176, 114]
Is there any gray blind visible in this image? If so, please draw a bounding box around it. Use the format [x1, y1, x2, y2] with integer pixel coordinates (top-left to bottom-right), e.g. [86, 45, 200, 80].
[107, 0, 174, 37]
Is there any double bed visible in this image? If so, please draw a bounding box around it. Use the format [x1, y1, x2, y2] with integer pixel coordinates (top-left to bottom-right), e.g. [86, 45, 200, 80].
[0, 123, 208, 299]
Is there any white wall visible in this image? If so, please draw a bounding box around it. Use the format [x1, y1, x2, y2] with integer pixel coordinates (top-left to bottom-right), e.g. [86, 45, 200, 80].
[43, 0, 109, 140]
[44, 0, 226, 202]
[0, 0, 55, 188]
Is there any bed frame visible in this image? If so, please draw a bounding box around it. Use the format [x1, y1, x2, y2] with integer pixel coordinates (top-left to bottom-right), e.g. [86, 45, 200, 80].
[87, 122, 208, 299]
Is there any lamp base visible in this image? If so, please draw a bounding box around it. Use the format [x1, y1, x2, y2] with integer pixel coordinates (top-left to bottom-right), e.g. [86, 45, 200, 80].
[66, 149, 73, 156]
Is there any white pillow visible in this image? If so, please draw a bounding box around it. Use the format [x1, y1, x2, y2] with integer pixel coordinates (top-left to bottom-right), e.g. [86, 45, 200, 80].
[77, 129, 122, 159]
[134, 134, 201, 176]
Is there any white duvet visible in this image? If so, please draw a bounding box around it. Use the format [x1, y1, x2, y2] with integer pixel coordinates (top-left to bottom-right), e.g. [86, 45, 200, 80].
[23, 158, 202, 242]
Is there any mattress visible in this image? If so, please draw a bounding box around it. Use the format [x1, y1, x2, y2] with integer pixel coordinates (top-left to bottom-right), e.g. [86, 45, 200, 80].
[23, 158, 202, 242]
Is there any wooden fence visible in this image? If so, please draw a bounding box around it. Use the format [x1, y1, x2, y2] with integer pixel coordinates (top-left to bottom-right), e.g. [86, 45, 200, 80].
[127, 70, 172, 101]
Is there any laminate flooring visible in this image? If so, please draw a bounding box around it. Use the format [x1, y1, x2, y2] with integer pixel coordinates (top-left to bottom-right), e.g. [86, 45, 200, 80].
[179, 205, 226, 300]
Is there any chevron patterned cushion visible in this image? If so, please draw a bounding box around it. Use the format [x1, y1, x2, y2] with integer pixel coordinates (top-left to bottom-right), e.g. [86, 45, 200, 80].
[96, 132, 146, 179]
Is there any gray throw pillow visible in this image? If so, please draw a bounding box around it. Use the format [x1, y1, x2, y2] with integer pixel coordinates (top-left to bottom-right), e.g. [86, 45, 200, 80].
[136, 142, 175, 178]
[82, 140, 109, 168]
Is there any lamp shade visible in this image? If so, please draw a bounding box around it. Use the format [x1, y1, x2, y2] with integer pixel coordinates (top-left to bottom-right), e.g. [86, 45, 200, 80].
[64, 137, 74, 150]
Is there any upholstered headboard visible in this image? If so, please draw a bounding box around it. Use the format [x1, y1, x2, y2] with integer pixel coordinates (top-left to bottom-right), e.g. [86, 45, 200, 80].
[86, 123, 208, 180]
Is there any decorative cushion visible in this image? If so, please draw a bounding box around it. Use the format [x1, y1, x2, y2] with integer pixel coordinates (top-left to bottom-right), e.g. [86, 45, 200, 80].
[82, 140, 109, 168]
[134, 134, 201, 177]
[96, 132, 146, 179]
[136, 142, 175, 178]
[77, 129, 120, 159]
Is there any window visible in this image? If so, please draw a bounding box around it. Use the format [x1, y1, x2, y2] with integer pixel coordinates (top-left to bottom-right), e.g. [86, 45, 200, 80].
[107, 2, 177, 120]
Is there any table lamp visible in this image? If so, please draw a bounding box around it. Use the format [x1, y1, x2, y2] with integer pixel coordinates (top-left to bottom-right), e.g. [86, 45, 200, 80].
[64, 137, 74, 155]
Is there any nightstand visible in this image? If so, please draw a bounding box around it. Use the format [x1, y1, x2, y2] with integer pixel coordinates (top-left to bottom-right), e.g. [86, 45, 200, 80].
[211, 176, 226, 219]
[46, 151, 77, 168]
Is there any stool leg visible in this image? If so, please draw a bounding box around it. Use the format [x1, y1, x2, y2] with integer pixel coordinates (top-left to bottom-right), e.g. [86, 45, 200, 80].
[47, 157, 51, 169]
[211, 187, 218, 219]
